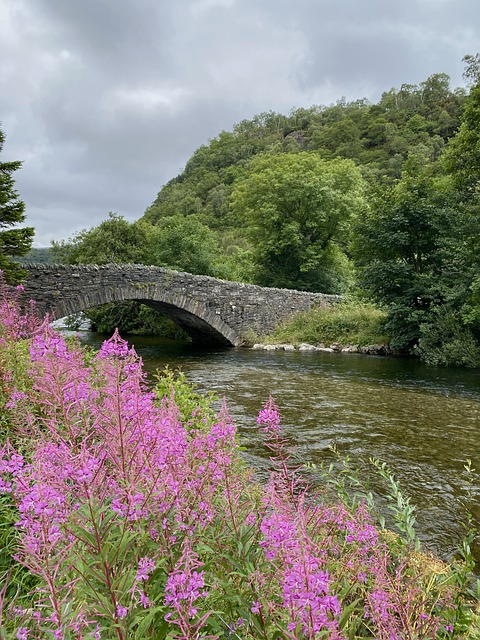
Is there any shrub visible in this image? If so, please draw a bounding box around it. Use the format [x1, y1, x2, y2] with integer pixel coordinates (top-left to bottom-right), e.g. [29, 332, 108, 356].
[416, 307, 480, 367]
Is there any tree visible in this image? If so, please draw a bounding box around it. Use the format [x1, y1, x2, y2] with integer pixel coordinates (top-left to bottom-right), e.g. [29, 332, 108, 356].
[353, 63, 480, 363]
[0, 126, 34, 283]
[230, 152, 367, 292]
[462, 53, 480, 87]
[139, 214, 222, 276]
[442, 82, 480, 193]
[51, 213, 149, 265]
[353, 154, 452, 351]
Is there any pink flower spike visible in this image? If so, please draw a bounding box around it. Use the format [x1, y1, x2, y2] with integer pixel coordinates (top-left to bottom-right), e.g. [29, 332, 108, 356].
[98, 328, 130, 358]
[257, 396, 281, 434]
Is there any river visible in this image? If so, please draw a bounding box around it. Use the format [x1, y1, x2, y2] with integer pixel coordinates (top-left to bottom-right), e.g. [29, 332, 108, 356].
[78, 332, 480, 563]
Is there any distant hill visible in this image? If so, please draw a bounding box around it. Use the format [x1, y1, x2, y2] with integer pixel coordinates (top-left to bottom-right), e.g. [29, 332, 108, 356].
[19, 247, 55, 264]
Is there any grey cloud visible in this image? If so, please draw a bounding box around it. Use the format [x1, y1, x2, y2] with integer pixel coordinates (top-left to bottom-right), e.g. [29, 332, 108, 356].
[23, 0, 175, 83]
[295, 0, 479, 97]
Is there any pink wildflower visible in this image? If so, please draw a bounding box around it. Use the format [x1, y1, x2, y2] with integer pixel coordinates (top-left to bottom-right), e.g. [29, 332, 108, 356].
[30, 326, 69, 361]
[135, 556, 156, 582]
[116, 605, 128, 619]
[139, 592, 150, 608]
[257, 396, 281, 434]
[98, 328, 130, 358]
[283, 560, 341, 635]
[165, 569, 207, 618]
[5, 389, 28, 409]
[251, 601, 261, 614]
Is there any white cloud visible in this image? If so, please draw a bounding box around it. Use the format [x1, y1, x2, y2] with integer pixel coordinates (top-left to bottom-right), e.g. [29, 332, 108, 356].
[190, 0, 236, 15]
[112, 86, 193, 111]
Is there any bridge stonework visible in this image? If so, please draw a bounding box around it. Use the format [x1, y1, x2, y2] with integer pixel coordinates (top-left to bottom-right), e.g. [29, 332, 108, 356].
[21, 264, 340, 346]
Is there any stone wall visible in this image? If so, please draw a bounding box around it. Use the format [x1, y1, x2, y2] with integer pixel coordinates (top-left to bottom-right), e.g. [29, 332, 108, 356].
[21, 264, 341, 346]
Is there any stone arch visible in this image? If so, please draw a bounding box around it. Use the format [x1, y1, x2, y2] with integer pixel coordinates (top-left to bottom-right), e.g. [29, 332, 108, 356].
[51, 287, 241, 346]
[139, 297, 240, 346]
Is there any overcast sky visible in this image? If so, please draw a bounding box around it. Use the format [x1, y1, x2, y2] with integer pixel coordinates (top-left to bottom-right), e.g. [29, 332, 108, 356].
[1, 0, 478, 246]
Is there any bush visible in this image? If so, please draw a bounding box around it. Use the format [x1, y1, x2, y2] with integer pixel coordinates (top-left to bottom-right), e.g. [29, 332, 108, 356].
[416, 307, 480, 367]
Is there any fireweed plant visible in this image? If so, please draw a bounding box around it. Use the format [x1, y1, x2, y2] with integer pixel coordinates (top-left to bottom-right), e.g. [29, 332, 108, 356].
[0, 276, 478, 639]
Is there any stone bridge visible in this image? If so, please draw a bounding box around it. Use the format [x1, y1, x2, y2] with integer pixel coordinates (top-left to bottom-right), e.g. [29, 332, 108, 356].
[21, 264, 340, 346]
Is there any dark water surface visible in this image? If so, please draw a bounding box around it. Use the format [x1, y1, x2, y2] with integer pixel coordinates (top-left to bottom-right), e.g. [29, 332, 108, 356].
[80, 333, 480, 561]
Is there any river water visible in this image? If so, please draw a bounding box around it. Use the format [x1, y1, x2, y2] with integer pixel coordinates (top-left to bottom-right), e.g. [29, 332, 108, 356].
[79, 332, 480, 562]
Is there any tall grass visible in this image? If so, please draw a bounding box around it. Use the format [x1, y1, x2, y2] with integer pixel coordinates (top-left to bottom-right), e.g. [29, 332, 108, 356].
[269, 300, 389, 347]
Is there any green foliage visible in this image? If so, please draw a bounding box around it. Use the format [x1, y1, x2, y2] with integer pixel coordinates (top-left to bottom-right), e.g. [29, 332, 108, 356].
[0, 126, 34, 284]
[350, 63, 480, 364]
[369, 457, 420, 549]
[214, 230, 256, 283]
[353, 156, 450, 352]
[463, 53, 480, 87]
[51, 212, 150, 265]
[0, 493, 39, 608]
[153, 368, 217, 429]
[137, 215, 222, 277]
[268, 300, 388, 347]
[416, 307, 480, 368]
[16, 247, 54, 265]
[0, 339, 33, 444]
[310, 447, 420, 547]
[230, 152, 367, 291]
[443, 82, 480, 193]
[87, 301, 190, 339]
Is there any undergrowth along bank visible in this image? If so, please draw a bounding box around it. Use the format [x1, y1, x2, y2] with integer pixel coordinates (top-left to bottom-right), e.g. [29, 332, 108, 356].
[0, 277, 479, 639]
[265, 300, 389, 349]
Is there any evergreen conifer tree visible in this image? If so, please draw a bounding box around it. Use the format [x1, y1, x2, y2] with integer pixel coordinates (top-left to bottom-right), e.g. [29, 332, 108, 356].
[0, 126, 34, 283]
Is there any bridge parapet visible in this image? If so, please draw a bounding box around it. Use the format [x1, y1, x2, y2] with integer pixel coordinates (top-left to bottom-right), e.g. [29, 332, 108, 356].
[21, 264, 341, 346]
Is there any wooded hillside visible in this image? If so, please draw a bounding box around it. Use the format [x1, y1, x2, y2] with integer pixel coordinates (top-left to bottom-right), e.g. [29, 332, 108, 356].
[52, 60, 480, 366]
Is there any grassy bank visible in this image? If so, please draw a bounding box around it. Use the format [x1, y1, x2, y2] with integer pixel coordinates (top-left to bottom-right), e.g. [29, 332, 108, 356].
[266, 300, 389, 348]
